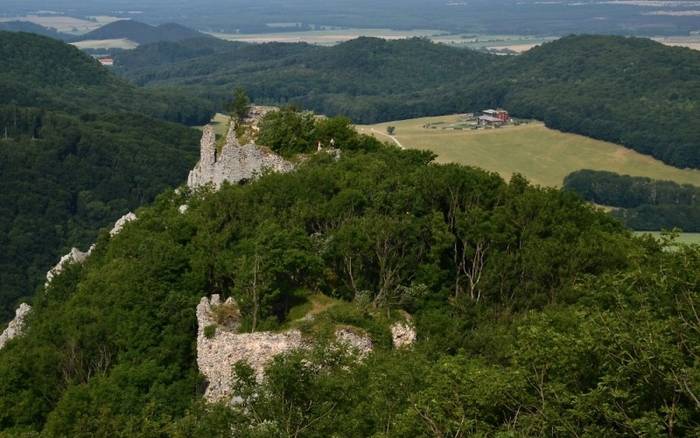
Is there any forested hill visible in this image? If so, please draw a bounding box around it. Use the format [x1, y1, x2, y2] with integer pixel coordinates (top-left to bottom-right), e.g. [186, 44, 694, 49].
[1, 131, 699, 435]
[0, 32, 211, 125]
[0, 32, 204, 323]
[0, 21, 70, 41]
[117, 35, 700, 169]
[74, 20, 208, 45]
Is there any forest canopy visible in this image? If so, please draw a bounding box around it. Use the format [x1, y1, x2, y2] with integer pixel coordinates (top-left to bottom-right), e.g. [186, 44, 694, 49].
[2, 128, 698, 435]
[564, 169, 700, 231]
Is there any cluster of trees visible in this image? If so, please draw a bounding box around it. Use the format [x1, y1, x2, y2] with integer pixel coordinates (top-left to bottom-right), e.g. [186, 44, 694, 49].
[3, 122, 698, 435]
[565, 169, 700, 231]
[257, 106, 380, 156]
[117, 35, 700, 169]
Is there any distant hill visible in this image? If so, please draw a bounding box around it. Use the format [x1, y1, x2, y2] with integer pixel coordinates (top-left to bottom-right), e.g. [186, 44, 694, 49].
[75, 20, 207, 45]
[0, 31, 211, 123]
[116, 35, 700, 170]
[0, 21, 70, 40]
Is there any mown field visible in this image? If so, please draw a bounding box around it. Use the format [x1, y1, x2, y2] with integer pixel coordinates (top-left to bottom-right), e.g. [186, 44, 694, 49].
[635, 232, 700, 246]
[71, 38, 139, 50]
[358, 115, 700, 188]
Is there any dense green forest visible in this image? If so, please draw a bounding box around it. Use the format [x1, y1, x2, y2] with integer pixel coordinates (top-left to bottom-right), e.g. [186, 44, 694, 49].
[1, 125, 698, 435]
[564, 170, 700, 232]
[117, 35, 700, 169]
[0, 31, 212, 125]
[0, 32, 206, 322]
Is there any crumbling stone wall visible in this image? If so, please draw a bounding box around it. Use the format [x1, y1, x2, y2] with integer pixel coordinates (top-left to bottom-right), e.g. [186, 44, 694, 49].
[187, 123, 293, 190]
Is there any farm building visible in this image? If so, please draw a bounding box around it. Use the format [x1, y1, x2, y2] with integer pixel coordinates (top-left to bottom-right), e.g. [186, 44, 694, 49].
[92, 55, 114, 67]
[478, 109, 510, 126]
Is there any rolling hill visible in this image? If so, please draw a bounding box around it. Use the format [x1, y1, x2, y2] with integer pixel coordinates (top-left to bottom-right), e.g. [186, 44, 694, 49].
[74, 20, 208, 45]
[0, 21, 70, 40]
[116, 35, 700, 170]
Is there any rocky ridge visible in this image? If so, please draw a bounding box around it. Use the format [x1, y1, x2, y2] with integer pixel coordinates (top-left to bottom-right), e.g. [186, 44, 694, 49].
[0, 303, 31, 350]
[2, 212, 138, 350]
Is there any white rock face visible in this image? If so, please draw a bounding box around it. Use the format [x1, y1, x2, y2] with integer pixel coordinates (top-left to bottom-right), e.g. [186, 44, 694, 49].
[334, 327, 373, 357]
[187, 124, 293, 190]
[196, 295, 305, 402]
[391, 321, 417, 349]
[0, 303, 32, 350]
[45, 246, 92, 286]
[110, 212, 137, 237]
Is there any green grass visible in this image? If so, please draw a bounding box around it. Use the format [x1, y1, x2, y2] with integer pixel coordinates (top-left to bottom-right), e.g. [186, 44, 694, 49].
[358, 115, 700, 188]
[635, 232, 700, 246]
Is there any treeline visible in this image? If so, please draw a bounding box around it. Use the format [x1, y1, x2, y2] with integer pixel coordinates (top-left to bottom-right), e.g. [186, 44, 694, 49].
[564, 169, 700, 231]
[257, 107, 381, 156]
[2, 132, 699, 435]
[117, 35, 700, 169]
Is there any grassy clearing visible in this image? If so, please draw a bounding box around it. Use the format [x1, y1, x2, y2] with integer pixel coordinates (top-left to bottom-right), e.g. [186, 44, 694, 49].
[358, 115, 700, 188]
[635, 232, 700, 246]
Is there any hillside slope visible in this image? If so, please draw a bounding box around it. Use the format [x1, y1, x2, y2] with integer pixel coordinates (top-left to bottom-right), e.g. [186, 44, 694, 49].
[0, 32, 204, 322]
[117, 35, 700, 169]
[1, 132, 698, 435]
[75, 20, 207, 45]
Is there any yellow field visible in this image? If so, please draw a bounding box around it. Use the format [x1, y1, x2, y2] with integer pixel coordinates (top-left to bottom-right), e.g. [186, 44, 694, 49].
[209, 28, 447, 46]
[358, 114, 700, 188]
[71, 38, 139, 50]
[0, 15, 121, 34]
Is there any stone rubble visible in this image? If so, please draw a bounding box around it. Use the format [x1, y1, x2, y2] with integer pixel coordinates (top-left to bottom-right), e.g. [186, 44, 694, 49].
[0, 303, 32, 350]
[334, 327, 373, 356]
[390, 320, 417, 349]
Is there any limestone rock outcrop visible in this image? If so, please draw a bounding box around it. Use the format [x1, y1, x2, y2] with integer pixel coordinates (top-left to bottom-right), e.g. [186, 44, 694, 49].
[187, 123, 293, 190]
[45, 246, 93, 286]
[390, 320, 417, 349]
[110, 212, 137, 237]
[44, 212, 136, 288]
[334, 327, 373, 356]
[0, 303, 32, 350]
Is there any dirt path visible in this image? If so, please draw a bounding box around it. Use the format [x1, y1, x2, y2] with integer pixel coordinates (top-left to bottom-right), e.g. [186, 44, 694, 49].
[370, 128, 405, 149]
